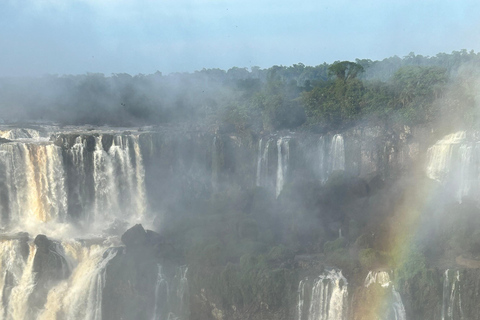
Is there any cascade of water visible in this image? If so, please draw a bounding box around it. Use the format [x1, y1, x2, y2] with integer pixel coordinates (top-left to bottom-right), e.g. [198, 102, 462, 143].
[0, 239, 31, 320]
[425, 131, 478, 202]
[276, 137, 290, 198]
[153, 264, 170, 320]
[297, 269, 348, 320]
[7, 242, 37, 320]
[297, 279, 306, 320]
[175, 266, 189, 315]
[330, 134, 345, 172]
[92, 134, 146, 225]
[256, 138, 274, 190]
[0, 128, 42, 140]
[38, 243, 118, 320]
[256, 138, 263, 187]
[316, 134, 346, 183]
[364, 271, 406, 320]
[442, 270, 464, 320]
[132, 135, 147, 220]
[0, 142, 67, 228]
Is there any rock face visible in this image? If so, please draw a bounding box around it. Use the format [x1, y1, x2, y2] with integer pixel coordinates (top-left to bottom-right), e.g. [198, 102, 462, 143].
[29, 235, 70, 312]
[103, 224, 188, 320]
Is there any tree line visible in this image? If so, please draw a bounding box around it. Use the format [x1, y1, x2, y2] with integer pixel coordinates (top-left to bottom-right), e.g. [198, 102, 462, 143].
[0, 50, 479, 131]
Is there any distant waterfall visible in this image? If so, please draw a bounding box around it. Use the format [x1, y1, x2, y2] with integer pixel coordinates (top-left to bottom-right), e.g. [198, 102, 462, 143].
[316, 134, 345, 182]
[297, 269, 348, 320]
[0, 240, 37, 320]
[276, 137, 290, 198]
[364, 271, 406, 320]
[0, 132, 146, 232]
[0, 238, 115, 320]
[441, 270, 464, 320]
[330, 134, 345, 172]
[256, 138, 263, 187]
[426, 131, 478, 202]
[153, 265, 169, 320]
[93, 135, 146, 224]
[256, 134, 345, 196]
[256, 138, 274, 189]
[0, 128, 43, 140]
[37, 243, 118, 320]
[151, 265, 189, 320]
[0, 143, 67, 225]
[255, 136, 290, 197]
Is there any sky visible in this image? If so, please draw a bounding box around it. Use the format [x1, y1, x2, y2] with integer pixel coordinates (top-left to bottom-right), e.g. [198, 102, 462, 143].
[1, 0, 480, 76]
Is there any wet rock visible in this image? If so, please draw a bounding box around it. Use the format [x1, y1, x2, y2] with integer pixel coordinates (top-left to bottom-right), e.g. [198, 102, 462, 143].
[30, 235, 70, 312]
[121, 224, 148, 249]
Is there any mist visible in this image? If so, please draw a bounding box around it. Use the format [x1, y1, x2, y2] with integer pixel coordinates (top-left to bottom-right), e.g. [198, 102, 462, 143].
[1, 0, 480, 319]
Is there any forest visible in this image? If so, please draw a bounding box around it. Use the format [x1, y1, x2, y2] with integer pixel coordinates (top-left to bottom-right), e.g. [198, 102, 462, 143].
[0, 49, 479, 134]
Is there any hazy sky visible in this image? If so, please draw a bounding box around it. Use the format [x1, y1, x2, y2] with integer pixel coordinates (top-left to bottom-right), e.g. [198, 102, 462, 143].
[1, 0, 480, 76]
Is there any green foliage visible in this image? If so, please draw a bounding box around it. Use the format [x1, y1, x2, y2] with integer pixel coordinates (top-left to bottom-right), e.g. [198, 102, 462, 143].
[328, 61, 365, 81]
[323, 237, 347, 253]
[394, 244, 428, 287]
[358, 248, 391, 270]
[266, 245, 295, 262]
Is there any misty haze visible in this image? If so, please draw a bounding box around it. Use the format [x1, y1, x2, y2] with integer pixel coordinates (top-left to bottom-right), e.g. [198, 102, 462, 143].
[2, 1, 480, 320]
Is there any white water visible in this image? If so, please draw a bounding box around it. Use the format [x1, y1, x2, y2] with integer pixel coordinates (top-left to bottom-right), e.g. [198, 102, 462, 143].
[0, 128, 181, 320]
[0, 132, 147, 235]
[256, 134, 345, 195]
[0, 128, 42, 140]
[0, 240, 37, 320]
[255, 138, 263, 187]
[364, 271, 406, 320]
[256, 138, 273, 189]
[153, 265, 169, 320]
[297, 269, 348, 320]
[317, 134, 346, 182]
[441, 270, 464, 320]
[276, 137, 290, 198]
[93, 135, 146, 225]
[37, 242, 117, 320]
[255, 136, 291, 197]
[330, 135, 345, 172]
[425, 131, 479, 202]
[0, 143, 67, 227]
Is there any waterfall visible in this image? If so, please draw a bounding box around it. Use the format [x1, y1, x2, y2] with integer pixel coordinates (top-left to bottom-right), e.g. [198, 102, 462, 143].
[330, 134, 345, 172]
[256, 136, 291, 197]
[276, 137, 290, 198]
[7, 242, 37, 320]
[256, 138, 273, 189]
[364, 271, 406, 320]
[316, 134, 345, 183]
[153, 265, 169, 320]
[256, 138, 263, 187]
[0, 127, 182, 319]
[0, 239, 35, 320]
[441, 270, 464, 320]
[0, 128, 42, 140]
[174, 266, 189, 317]
[297, 279, 306, 320]
[0, 142, 67, 228]
[297, 269, 348, 320]
[37, 243, 118, 320]
[425, 131, 478, 202]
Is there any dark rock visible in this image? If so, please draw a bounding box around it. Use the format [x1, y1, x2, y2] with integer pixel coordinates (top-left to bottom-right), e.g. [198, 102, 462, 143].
[30, 235, 70, 312]
[101, 134, 114, 151]
[121, 224, 148, 249]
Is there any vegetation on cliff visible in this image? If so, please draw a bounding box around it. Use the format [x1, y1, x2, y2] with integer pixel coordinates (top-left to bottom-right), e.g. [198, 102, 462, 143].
[0, 50, 479, 134]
